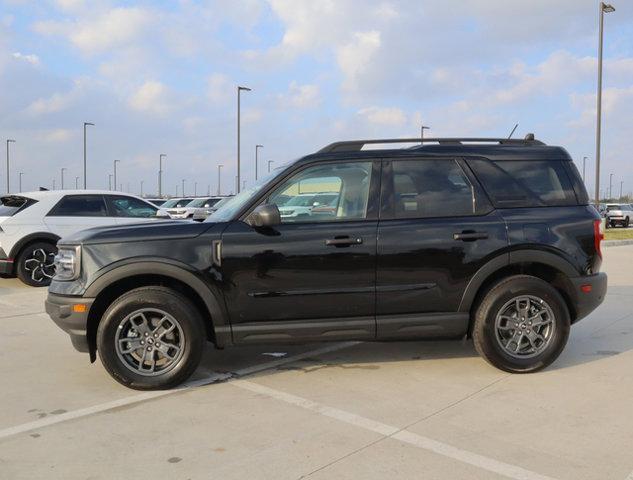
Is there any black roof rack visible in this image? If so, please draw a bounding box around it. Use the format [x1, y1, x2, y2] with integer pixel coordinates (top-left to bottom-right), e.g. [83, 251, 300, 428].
[317, 134, 544, 154]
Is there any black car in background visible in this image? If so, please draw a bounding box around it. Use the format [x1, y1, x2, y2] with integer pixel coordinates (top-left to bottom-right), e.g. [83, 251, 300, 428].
[46, 135, 606, 389]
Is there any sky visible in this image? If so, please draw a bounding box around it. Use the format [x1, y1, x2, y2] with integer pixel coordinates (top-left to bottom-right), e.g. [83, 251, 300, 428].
[1, 0, 632, 198]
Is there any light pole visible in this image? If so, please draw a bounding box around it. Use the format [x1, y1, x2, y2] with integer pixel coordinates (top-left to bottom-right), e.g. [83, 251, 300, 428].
[609, 173, 614, 199]
[176, 184, 179, 197]
[159, 154, 166, 197]
[75, 176, 79, 189]
[217, 164, 223, 195]
[18, 172, 23, 193]
[420, 125, 429, 141]
[242, 180, 246, 191]
[61, 167, 67, 190]
[113, 160, 121, 192]
[140, 180, 144, 197]
[181, 179, 185, 197]
[267, 160, 274, 173]
[6, 139, 15, 194]
[83, 122, 94, 188]
[194, 182, 197, 196]
[108, 174, 112, 191]
[255, 144, 263, 181]
[619, 180, 623, 199]
[237, 85, 251, 194]
[582, 156, 587, 182]
[594, 2, 615, 203]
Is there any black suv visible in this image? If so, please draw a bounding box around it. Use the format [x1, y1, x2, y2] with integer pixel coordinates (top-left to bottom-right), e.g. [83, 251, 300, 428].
[46, 136, 607, 389]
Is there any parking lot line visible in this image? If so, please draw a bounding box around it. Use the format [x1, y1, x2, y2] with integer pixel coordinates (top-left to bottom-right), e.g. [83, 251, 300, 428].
[233, 380, 559, 480]
[0, 341, 358, 441]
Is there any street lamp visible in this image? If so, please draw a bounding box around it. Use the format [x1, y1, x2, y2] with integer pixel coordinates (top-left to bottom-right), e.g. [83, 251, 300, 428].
[75, 176, 79, 189]
[267, 160, 274, 173]
[140, 180, 144, 197]
[255, 144, 263, 181]
[113, 160, 121, 192]
[194, 181, 197, 196]
[609, 173, 614, 199]
[61, 167, 67, 190]
[237, 85, 251, 194]
[19, 172, 23, 193]
[159, 154, 166, 197]
[620, 180, 623, 199]
[217, 164, 223, 195]
[181, 179, 185, 197]
[582, 156, 588, 183]
[6, 139, 15, 194]
[594, 2, 615, 203]
[83, 122, 94, 188]
[420, 125, 429, 141]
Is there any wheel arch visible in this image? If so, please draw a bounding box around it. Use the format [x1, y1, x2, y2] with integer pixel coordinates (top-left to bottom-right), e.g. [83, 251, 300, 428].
[460, 249, 579, 334]
[9, 232, 60, 260]
[84, 261, 230, 362]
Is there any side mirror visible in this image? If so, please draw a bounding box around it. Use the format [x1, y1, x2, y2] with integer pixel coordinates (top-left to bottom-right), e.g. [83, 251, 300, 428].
[247, 204, 281, 227]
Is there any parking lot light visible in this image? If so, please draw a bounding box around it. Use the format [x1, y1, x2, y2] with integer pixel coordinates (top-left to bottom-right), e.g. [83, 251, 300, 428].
[6, 139, 15, 194]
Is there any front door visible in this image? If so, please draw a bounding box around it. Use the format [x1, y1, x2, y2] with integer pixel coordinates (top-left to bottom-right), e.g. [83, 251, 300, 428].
[220, 160, 380, 344]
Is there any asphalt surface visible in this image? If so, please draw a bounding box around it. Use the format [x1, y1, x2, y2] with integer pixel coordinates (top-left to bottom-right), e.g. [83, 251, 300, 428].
[1, 245, 632, 480]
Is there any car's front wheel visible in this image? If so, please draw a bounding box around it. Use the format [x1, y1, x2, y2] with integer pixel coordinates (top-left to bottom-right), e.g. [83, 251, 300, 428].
[472, 275, 570, 373]
[16, 241, 57, 287]
[97, 286, 205, 390]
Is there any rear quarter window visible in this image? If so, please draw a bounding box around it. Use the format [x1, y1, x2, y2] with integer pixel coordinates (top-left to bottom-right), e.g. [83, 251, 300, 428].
[0, 196, 36, 216]
[467, 159, 577, 207]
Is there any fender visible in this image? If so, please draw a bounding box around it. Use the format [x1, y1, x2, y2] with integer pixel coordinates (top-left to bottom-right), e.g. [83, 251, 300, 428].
[9, 232, 61, 259]
[458, 248, 579, 312]
[84, 259, 231, 346]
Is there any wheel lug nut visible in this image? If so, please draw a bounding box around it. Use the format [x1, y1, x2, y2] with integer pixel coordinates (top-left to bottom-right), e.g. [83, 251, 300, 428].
[147, 347, 152, 351]
[144, 333, 149, 336]
[156, 343, 160, 347]
[140, 341, 144, 345]
[153, 334, 158, 338]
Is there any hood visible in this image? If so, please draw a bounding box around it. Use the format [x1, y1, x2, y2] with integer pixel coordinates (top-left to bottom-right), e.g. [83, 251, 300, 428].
[59, 220, 216, 246]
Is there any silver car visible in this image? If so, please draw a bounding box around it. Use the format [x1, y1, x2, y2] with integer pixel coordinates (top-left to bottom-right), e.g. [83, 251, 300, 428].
[157, 198, 194, 219]
[192, 196, 233, 221]
[606, 203, 633, 228]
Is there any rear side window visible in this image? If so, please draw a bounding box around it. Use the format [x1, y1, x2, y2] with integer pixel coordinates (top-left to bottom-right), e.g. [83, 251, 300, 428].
[0, 196, 35, 216]
[468, 159, 577, 207]
[48, 195, 107, 217]
[106, 195, 158, 218]
[389, 159, 480, 218]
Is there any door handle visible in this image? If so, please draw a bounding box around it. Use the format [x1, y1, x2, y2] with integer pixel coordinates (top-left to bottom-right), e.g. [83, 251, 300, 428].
[453, 231, 488, 241]
[325, 237, 363, 247]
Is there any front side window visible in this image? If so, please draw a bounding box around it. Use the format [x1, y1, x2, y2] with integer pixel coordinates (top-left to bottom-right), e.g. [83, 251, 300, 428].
[48, 195, 107, 217]
[390, 159, 477, 218]
[267, 162, 373, 223]
[107, 196, 158, 218]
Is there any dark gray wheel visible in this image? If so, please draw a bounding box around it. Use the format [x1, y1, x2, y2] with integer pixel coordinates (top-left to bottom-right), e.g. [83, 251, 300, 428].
[473, 275, 570, 373]
[97, 286, 205, 390]
[16, 242, 57, 287]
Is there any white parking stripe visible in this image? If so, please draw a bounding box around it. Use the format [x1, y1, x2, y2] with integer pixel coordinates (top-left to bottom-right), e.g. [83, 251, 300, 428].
[0, 341, 358, 441]
[233, 380, 559, 480]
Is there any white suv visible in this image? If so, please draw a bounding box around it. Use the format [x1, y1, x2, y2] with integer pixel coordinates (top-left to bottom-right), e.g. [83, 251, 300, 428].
[0, 190, 160, 286]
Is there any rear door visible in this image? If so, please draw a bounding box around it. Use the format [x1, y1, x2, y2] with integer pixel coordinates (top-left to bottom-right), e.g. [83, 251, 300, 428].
[44, 194, 115, 238]
[376, 157, 508, 338]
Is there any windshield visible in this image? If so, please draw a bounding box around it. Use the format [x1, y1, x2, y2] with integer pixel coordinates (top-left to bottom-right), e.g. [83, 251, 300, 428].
[161, 198, 193, 208]
[187, 197, 220, 208]
[207, 168, 286, 222]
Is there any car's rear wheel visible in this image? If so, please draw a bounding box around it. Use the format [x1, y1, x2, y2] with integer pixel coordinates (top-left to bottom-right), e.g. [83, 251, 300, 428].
[625, 217, 630, 228]
[472, 275, 570, 373]
[15, 241, 57, 287]
[97, 286, 205, 390]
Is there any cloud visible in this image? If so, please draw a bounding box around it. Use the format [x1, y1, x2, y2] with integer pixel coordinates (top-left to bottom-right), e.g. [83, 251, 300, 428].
[207, 73, 233, 104]
[128, 81, 171, 116]
[12, 51, 40, 65]
[278, 81, 321, 108]
[337, 31, 382, 92]
[358, 106, 406, 126]
[41, 128, 74, 142]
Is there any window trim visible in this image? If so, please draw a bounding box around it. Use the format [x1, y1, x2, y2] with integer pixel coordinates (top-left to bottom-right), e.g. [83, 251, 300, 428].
[46, 194, 108, 218]
[239, 159, 382, 225]
[379, 157, 492, 221]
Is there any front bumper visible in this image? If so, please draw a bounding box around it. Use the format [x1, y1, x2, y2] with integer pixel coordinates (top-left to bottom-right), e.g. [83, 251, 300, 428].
[569, 272, 608, 323]
[45, 293, 94, 353]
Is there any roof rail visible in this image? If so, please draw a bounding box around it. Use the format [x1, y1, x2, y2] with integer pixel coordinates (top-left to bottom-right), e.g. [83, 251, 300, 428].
[317, 134, 544, 154]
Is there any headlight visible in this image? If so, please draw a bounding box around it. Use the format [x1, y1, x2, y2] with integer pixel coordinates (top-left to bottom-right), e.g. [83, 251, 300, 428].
[53, 245, 81, 281]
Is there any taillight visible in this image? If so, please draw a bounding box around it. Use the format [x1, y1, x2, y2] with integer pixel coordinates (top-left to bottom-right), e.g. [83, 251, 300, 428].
[593, 219, 604, 259]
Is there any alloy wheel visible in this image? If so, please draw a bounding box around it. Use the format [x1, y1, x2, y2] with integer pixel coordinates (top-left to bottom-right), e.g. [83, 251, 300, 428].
[23, 248, 56, 283]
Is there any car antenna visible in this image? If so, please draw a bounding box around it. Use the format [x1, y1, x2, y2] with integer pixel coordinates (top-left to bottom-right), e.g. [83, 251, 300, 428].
[508, 123, 519, 139]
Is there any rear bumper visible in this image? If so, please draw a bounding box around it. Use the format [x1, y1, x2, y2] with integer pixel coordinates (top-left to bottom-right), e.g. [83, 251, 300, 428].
[45, 293, 94, 353]
[570, 272, 608, 323]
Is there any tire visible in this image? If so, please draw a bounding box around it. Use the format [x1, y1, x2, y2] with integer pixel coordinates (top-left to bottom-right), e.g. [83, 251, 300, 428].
[97, 286, 205, 390]
[15, 241, 57, 287]
[625, 217, 630, 228]
[472, 275, 570, 373]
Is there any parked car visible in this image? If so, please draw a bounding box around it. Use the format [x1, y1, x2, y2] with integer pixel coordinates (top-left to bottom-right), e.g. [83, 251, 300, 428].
[192, 196, 233, 221]
[605, 203, 633, 228]
[46, 135, 606, 389]
[145, 198, 167, 207]
[0, 190, 159, 286]
[175, 196, 225, 221]
[278, 193, 339, 219]
[157, 198, 194, 218]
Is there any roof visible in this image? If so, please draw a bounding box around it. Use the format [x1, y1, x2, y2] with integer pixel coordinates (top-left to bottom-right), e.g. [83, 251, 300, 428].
[2, 190, 146, 200]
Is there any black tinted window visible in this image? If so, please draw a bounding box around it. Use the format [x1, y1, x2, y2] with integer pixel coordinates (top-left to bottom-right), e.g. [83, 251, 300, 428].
[468, 159, 576, 207]
[107, 196, 158, 218]
[0, 196, 33, 216]
[48, 195, 107, 217]
[390, 159, 477, 218]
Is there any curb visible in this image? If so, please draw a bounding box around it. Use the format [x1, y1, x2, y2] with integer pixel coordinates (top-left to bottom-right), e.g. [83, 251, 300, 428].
[603, 239, 633, 248]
